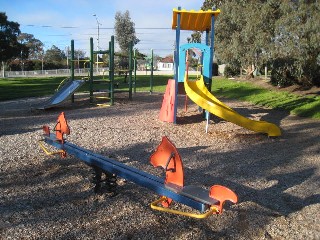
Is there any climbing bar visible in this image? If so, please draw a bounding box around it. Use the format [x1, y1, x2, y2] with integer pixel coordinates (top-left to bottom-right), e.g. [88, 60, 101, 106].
[114, 69, 130, 71]
[39, 112, 238, 218]
[93, 50, 109, 54]
[70, 59, 90, 62]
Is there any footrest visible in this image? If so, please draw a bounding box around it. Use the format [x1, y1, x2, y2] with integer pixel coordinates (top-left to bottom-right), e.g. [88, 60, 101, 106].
[163, 183, 237, 214]
[150, 196, 219, 219]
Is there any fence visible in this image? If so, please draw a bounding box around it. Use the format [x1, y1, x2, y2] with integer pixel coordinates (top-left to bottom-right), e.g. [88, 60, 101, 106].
[4, 68, 94, 78]
[3, 68, 184, 78]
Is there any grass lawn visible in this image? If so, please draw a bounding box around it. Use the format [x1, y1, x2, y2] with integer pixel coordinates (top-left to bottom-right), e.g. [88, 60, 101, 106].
[0, 75, 172, 101]
[212, 77, 320, 119]
[0, 75, 319, 119]
[0, 76, 66, 101]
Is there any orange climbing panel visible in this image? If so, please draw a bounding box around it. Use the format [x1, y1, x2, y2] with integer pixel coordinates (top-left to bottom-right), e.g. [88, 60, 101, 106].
[159, 79, 176, 123]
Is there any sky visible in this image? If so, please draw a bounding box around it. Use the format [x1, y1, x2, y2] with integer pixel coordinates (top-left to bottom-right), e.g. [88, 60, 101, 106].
[2, 0, 206, 57]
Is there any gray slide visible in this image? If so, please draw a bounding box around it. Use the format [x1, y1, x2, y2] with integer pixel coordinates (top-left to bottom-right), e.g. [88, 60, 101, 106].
[37, 79, 85, 109]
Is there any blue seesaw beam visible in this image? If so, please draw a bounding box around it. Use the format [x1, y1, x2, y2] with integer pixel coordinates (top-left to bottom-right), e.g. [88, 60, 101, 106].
[43, 133, 218, 213]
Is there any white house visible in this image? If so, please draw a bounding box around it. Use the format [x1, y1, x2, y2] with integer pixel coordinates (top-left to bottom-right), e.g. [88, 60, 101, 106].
[157, 56, 174, 71]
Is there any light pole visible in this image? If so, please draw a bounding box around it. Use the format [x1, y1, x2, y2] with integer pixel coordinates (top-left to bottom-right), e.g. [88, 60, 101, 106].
[93, 14, 102, 73]
[41, 47, 45, 75]
[65, 46, 69, 69]
[41, 56, 44, 74]
[20, 50, 25, 76]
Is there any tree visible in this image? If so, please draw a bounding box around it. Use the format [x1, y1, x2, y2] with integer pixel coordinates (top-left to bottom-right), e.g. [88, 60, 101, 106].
[187, 32, 202, 43]
[74, 49, 86, 59]
[114, 10, 139, 80]
[45, 45, 65, 62]
[134, 49, 147, 60]
[271, 0, 320, 86]
[200, 0, 319, 86]
[114, 10, 140, 52]
[0, 12, 22, 76]
[212, 0, 282, 78]
[44, 45, 66, 69]
[202, 0, 226, 9]
[17, 33, 44, 60]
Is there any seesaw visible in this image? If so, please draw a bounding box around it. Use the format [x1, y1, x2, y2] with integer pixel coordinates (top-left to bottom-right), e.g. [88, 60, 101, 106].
[39, 112, 238, 219]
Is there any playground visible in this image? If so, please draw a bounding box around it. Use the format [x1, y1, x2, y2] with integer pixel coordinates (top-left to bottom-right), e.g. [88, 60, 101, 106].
[0, 91, 319, 239]
[1, 7, 319, 240]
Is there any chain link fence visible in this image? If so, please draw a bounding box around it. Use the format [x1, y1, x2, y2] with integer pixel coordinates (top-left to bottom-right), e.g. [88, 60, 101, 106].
[3, 68, 179, 78]
[4, 68, 91, 78]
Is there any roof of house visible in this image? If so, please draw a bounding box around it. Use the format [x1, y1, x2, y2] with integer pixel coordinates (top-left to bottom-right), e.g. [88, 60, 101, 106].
[159, 56, 174, 63]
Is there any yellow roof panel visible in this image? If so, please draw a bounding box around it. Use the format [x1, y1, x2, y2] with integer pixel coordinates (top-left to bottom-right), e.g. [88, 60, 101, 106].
[172, 9, 220, 31]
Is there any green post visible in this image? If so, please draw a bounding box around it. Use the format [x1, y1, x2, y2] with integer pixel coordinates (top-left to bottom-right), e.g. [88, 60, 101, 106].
[128, 41, 133, 100]
[108, 40, 112, 100]
[110, 36, 115, 106]
[150, 49, 154, 94]
[71, 40, 75, 102]
[89, 37, 94, 103]
[133, 49, 137, 93]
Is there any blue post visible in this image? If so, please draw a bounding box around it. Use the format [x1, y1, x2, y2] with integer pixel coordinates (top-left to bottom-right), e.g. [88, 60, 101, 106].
[209, 14, 215, 89]
[71, 40, 75, 103]
[173, 6, 181, 124]
[204, 29, 210, 83]
[205, 14, 216, 131]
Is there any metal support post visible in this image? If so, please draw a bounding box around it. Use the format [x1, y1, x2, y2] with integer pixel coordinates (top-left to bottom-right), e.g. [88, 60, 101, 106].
[89, 37, 94, 103]
[110, 36, 115, 106]
[129, 41, 133, 100]
[71, 40, 75, 103]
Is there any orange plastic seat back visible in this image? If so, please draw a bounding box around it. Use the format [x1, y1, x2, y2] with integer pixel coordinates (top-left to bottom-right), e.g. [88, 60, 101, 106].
[209, 185, 238, 213]
[54, 112, 70, 143]
[150, 136, 184, 188]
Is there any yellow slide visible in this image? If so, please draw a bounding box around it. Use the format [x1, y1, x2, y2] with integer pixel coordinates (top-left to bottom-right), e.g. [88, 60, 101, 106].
[184, 75, 281, 137]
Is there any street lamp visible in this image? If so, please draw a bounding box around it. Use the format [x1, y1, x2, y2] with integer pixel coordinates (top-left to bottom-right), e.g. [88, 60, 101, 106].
[93, 14, 102, 73]
[20, 50, 25, 75]
[65, 46, 69, 68]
